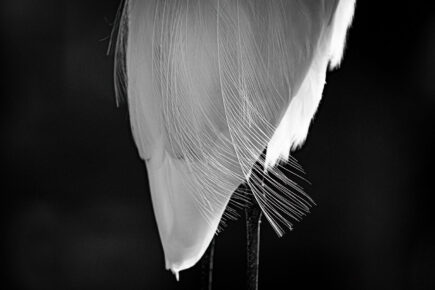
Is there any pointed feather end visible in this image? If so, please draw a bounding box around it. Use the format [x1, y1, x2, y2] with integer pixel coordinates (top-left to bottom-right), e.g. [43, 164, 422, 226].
[172, 269, 180, 282]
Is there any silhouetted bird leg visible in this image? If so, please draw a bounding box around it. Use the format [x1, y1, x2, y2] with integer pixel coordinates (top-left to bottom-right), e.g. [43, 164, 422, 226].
[245, 185, 262, 290]
[200, 238, 215, 290]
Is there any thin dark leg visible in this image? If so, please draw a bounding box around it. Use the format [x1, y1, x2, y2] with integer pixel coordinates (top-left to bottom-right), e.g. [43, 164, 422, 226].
[200, 238, 215, 290]
[245, 197, 262, 290]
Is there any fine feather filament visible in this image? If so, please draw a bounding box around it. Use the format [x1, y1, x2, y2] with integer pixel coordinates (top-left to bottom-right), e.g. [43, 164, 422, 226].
[114, 0, 355, 275]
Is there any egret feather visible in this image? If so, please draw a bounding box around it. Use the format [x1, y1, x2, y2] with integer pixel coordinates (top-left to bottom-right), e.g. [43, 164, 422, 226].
[114, 0, 356, 278]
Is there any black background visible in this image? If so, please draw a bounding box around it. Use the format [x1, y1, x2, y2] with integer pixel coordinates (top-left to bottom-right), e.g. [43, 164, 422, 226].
[2, 1, 434, 289]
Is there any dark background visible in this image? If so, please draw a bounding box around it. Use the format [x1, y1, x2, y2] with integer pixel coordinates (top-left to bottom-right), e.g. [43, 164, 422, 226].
[2, 1, 434, 289]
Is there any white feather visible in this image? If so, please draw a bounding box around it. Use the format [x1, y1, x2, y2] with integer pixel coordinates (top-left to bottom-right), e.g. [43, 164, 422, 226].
[114, 0, 356, 277]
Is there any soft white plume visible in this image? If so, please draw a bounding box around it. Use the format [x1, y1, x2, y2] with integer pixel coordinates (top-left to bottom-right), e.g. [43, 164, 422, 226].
[114, 0, 356, 276]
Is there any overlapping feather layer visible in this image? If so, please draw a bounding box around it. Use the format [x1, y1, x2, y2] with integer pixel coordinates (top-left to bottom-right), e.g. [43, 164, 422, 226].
[115, 0, 355, 276]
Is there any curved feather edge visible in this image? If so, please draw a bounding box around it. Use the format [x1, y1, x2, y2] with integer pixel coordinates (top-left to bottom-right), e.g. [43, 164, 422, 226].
[113, 0, 356, 276]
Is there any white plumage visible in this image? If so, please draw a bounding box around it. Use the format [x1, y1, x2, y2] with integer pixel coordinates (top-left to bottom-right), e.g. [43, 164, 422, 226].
[114, 0, 355, 278]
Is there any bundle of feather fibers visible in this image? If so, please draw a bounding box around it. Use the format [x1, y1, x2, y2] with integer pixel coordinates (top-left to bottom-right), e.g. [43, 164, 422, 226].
[114, 0, 355, 279]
